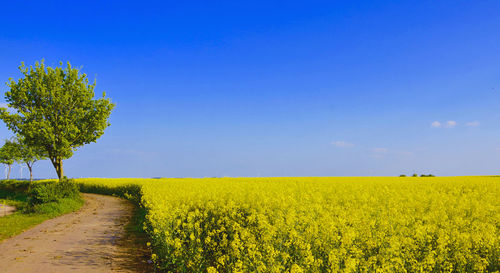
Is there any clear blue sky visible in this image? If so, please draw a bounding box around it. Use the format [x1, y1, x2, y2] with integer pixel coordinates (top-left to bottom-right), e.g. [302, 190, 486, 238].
[1, 0, 499, 178]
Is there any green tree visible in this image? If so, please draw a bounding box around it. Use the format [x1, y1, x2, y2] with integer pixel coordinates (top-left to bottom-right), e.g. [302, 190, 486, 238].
[0, 60, 115, 180]
[0, 139, 19, 180]
[12, 136, 47, 182]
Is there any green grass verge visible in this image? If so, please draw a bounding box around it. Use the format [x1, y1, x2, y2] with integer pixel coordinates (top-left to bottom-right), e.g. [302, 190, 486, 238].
[0, 187, 83, 241]
[0, 187, 27, 208]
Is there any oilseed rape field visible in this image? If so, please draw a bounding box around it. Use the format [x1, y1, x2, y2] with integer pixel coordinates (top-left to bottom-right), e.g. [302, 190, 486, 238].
[76, 177, 499, 273]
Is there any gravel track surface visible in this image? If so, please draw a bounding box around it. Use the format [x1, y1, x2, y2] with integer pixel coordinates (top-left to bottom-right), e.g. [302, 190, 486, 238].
[0, 203, 16, 217]
[0, 193, 152, 272]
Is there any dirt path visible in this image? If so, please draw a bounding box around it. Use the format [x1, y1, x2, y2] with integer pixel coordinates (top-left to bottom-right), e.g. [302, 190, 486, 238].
[0, 193, 152, 273]
[0, 203, 16, 217]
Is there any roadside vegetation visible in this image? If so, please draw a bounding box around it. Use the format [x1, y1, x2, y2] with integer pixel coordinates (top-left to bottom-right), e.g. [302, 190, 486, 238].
[0, 180, 83, 241]
[76, 176, 500, 273]
[2, 176, 498, 272]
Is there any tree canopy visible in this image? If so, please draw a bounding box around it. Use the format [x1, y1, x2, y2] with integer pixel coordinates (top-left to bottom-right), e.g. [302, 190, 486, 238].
[0, 139, 19, 179]
[12, 136, 47, 181]
[0, 60, 115, 179]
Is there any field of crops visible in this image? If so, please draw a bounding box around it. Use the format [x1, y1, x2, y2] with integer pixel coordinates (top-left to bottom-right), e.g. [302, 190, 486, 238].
[76, 177, 499, 273]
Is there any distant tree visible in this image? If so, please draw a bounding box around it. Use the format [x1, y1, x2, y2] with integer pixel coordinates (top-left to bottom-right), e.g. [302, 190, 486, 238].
[12, 136, 47, 182]
[0, 139, 19, 180]
[0, 61, 115, 180]
[399, 174, 407, 177]
[412, 173, 418, 177]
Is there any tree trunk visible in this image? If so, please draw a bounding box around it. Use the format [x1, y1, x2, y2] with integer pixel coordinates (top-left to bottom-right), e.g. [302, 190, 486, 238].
[57, 159, 64, 180]
[50, 157, 64, 181]
[7, 164, 11, 180]
[27, 163, 33, 183]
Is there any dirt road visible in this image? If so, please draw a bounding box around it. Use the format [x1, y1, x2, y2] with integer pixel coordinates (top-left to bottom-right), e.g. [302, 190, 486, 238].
[0, 193, 152, 272]
[0, 203, 16, 217]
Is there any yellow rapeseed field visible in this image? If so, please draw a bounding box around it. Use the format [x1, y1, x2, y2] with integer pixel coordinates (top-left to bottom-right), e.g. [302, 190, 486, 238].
[77, 176, 499, 273]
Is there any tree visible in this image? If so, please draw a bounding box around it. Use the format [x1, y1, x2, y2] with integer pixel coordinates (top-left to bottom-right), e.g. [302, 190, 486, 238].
[0, 139, 19, 180]
[0, 60, 115, 180]
[12, 136, 47, 182]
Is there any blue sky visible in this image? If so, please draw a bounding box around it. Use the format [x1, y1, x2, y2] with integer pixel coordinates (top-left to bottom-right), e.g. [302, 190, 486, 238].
[0, 0, 499, 178]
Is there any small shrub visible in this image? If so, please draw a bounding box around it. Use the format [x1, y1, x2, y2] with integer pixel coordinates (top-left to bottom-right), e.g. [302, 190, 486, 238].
[78, 183, 142, 203]
[27, 179, 80, 206]
[0, 180, 30, 193]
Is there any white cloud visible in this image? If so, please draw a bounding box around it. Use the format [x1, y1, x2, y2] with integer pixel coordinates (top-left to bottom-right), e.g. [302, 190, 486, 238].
[372, 147, 388, 153]
[431, 121, 441, 128]
[332, 141, 354, 148]
[466, 121, 480, 127]
[432, 120, 459, 128]
[445, 120, 457, 128]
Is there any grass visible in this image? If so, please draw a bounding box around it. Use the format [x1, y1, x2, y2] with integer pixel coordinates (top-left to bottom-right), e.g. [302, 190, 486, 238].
[0, 186, 83, 241]
[0, 187, 26, 208]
